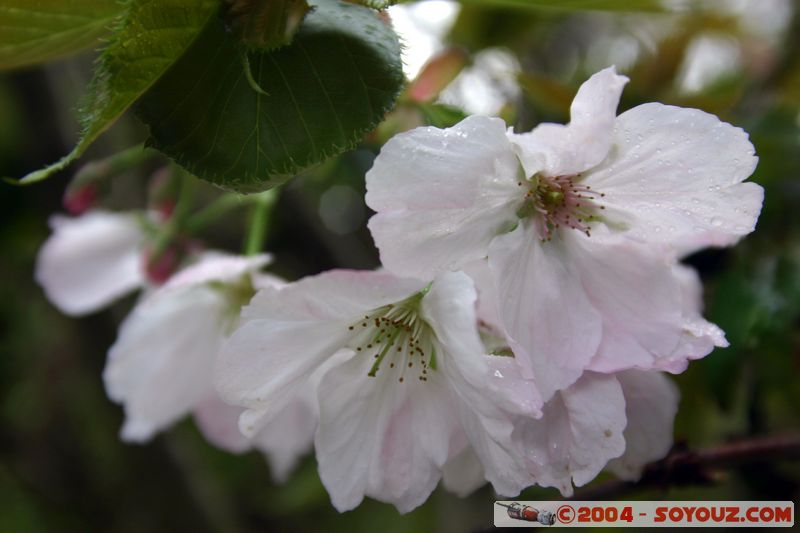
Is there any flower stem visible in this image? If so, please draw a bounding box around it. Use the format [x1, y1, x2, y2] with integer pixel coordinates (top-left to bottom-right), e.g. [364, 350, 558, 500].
[72, 144, 153, 186]
[150, 171, 194, 258]
[244, 190, 278, 256]
[185, 193, 246, 234]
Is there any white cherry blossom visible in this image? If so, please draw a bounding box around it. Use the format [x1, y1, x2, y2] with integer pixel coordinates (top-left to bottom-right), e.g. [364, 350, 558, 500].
[216, 269, 541, 513]
[35, 210, 146, 315]
[103, 253, 313, 480]
[456, 261, 684, 494]
[365, 66, 760, 400]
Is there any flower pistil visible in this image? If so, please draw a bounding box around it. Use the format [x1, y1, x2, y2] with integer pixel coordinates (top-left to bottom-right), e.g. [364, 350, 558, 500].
[519, 174, 606, 240]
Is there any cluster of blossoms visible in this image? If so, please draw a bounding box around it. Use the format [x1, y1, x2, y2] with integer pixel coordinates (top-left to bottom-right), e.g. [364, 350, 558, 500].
[36, 67, 762, 512]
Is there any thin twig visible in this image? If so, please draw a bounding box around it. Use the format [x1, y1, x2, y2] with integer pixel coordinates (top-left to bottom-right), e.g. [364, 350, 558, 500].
[570, 433, 800, 500]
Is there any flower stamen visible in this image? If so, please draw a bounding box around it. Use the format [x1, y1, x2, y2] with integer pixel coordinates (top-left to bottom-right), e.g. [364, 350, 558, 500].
[522, 174, 605, 240]
[346, 295, 434, 383]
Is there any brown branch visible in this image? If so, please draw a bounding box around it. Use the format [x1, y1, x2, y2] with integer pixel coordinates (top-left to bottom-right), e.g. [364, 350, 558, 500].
[569, 433, 800, 501]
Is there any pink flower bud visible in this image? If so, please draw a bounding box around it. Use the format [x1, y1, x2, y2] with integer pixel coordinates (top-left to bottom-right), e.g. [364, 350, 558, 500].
[63, 182, 99, 215]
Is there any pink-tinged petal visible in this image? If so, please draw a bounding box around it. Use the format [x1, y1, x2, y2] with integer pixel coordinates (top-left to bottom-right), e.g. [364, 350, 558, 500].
[217, 270, 425, 434]
[462, 259, 503, 333]
[251, 394, 316, 483]
[657, 264, 728, 372]
[588, 103, 762, 252]
[242, 269, 426, 322]
[485, 355, 542, 418]
[607, 370, 679, 480]
[366, 115, 523, 279]
[193, 395, 251, 453]
[251, 272, 288, 291]
[35, 210, 144, 316]
[104, 286, 226, 442]
[488, 223, 603, 401]
[513, 372, 626, 495]
[162, 252, 271, 291]
[457, 404, 534, 497]
[568, 231, 680, 372]
[421, 271, 540, 494]
[442, 445, 487, 497]
[315, 352, 457, 513]
[218, 316, 350, 434]
[582, 241, 726, 373]
[194, 390, 316, 482]
[510, 67, 628, 177]
[421, 271, 486, 390]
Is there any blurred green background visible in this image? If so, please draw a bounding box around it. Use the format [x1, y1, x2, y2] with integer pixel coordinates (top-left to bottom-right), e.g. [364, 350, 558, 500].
[1, 1, 799, 531]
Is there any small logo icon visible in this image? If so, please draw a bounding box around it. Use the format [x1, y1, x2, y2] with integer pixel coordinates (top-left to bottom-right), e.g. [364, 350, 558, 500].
[496, 502, 556, 525]
[556, 504, 576, 524]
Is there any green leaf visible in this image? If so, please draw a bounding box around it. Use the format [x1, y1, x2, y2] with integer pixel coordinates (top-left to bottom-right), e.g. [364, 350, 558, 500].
[135, 0, 404, 192]
[0, 0, 124, 71]
[7, 0, 219, 185]
[457, 0, 664, 11]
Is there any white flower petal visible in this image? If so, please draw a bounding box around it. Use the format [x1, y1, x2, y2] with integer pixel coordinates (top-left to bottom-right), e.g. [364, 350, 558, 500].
[513, 372, 626, 495]
[588, 103, 762, 252]
[488, 223, 603, 401]
[218, 316, 350, 434]
[510, 66, 629, 177]
[366, 115, 522, 279]
[462, 259, 503, 333]
[563, 232, 687, 373]
[656, 264, 728, 373]
[422, 271, 539, 495]
[35, 210, 144, 315]
[485, 355, 542, 418]
[217, 270, 425, 433]
[194, 389, 316, 483]
[442, 445, 487, 497]
[315, 352, 456, 513]
[193, 395, 251, 453]
[607, 370, 679, 481]
[104, 285, 226, 442]
[251, 394, 316, 483]
[242, 269, 425, 322]
[421, 271, 486, 389]
[457, 404, 533, 497]
[162, 252, 271, 291]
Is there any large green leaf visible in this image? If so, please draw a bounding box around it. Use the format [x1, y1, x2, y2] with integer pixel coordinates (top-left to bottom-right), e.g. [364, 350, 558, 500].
[0, 0, 124, 71]
[135, 0, 404, 192]
[457, 0, 664, 11]
[8, 0, 219, 185]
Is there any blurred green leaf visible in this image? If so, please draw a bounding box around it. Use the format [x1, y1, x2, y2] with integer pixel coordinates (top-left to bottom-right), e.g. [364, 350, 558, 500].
[0, 0, 124, 71]
[518, 72, 573, 117]
[415, 102, 468, 128]
[135, 0, 404, 192]
[7, 0, 219, 185]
